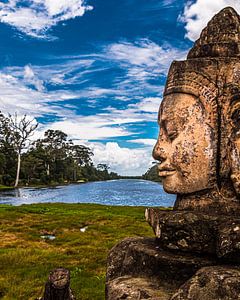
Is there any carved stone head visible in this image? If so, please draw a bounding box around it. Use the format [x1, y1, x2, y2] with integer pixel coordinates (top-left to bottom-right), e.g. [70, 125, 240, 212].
[153, 7, 240, 213]
[153, 66, 218, 194]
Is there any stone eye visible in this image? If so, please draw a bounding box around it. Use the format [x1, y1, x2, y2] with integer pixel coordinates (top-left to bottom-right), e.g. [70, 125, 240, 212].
[168, 131, 178, 141]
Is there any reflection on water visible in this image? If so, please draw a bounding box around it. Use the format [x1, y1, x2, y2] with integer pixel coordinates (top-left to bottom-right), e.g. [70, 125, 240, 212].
[40, 235, 56, 240]
[0, 179, 176, 207]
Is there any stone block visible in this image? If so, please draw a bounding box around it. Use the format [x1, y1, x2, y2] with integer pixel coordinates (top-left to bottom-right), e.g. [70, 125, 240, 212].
[171, 266, 240, 300]
[107, 237, 216, 284]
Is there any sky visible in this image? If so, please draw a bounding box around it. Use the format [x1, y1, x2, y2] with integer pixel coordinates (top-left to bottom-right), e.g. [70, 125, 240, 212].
[0, 0, 240, 176]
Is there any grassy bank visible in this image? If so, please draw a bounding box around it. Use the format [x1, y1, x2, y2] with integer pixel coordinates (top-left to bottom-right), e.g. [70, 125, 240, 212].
[0, 203, 155, 299]
[0, 185, 15, 190]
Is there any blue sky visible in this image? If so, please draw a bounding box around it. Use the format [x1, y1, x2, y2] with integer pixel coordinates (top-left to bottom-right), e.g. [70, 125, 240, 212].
[0, 0, 239, 175]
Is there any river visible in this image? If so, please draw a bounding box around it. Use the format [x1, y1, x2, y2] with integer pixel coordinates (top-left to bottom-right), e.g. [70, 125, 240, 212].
[0, 179, 176, 207]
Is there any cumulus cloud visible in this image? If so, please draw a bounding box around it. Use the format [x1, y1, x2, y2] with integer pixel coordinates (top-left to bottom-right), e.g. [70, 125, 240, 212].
[91, 142, 153, 176]
[0, 0, 93, 39]
[181, 0, 240, 41]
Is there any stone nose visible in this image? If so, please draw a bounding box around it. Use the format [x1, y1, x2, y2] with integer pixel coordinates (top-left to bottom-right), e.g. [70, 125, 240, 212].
[152, 140, 167, 163]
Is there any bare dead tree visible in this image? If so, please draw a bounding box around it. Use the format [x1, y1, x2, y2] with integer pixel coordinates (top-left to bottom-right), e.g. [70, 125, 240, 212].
[7, 113, 38, 187]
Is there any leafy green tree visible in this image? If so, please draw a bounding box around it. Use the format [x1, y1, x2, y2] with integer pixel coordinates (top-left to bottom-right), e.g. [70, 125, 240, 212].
[34, 130, 69, 181]
[68, 144, 93, 181]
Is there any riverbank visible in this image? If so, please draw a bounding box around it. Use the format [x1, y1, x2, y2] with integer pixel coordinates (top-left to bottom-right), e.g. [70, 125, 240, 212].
[0, 180, 87, 190]
[0, 185, 15, 190]
[0, 203, 163, 299]
[0, 178, 153, 190]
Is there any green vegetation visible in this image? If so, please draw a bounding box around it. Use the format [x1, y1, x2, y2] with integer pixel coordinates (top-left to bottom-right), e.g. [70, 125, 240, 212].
[143, 164, 162, 182]
[0, 112, 120, 187]
[0, 203, 154, 299]
[0, 185, 14, 190]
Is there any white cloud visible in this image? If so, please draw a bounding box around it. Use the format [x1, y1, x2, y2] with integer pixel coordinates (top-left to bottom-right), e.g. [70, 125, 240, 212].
[90, 142, 153, 176]
[23, 65, 44, 91]
[0, 64, 157, 142]
[181, 0, 240, 41]
[0, 72, 81, 116]
[130, 97, 162, 113]
[5, 58, 95, 86]
[130, 139, 157, 146]
[0, 0, 93, 39]
[107, 39, 187, 81]
[3, 39, 182, 106]
[163, 0, 177, 6]
[40, 118, 132, 140]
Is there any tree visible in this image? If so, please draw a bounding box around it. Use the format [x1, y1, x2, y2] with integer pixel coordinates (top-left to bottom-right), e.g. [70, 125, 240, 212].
[69, 145, 93, 181]
[142, 162, 161, 182]
[97, 164, 110, 180]
[0, 112, 16, 184]
[34, 130, 70, 181]
[0, 117, 121, 185]
[7, 113, 38, 187]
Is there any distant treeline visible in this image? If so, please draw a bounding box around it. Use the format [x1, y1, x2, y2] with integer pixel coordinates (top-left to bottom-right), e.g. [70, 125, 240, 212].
[0, 112, 120, 187]
[142, 164, 161, 182]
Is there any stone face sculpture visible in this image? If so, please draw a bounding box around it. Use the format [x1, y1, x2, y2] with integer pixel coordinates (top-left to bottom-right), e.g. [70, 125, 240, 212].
[106, 7, 240, 300]
[153, 6, 240, 214]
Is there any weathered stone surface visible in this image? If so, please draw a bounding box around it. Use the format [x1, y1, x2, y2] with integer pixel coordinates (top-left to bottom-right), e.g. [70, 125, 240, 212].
[217, 220, 240, 261]
[188, 7, 240, 59]
[106, 276, 175, 300]
[146, 209, 218, 254]
[146, 208, 240, 261]
[42, 268, 75, 300]
[152, 6, 240, 214]
[171, 266, 240, 300]
[107, 237, 217, 284]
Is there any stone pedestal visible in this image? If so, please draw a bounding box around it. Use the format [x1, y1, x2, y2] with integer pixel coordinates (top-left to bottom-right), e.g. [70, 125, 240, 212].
[146, 208, 240, 262]
[106, 210, 240, 300]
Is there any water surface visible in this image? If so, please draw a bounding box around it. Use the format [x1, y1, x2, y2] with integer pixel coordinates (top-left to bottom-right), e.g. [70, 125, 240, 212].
[0, 179, 176, 207]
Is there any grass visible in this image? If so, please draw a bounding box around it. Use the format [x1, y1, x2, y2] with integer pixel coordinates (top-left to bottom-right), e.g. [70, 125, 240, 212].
[0, 185, 14, 190]
[0, 203, 155, 299]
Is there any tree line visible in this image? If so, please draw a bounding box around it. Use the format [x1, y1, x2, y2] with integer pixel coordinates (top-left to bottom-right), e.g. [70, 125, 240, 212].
[142, 164, 162, 182]
[0, 112, 120, 187]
